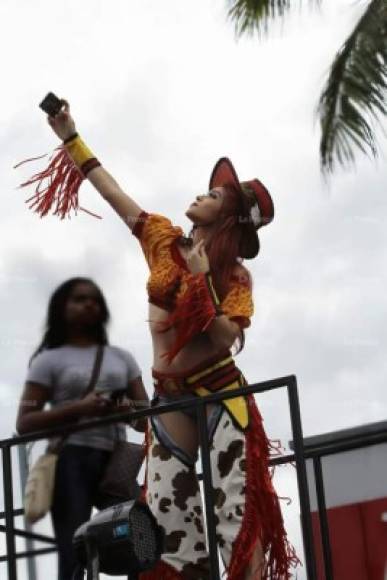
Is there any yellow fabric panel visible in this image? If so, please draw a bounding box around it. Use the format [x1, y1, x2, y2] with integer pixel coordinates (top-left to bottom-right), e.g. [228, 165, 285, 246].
[64, 135, 95, 169]
[139, 213, 183, 267]
[195, 382, 249, 430]
[220, 278, 254, 328]
[136, 214, 187, 307]
[186, 356, 233, 384]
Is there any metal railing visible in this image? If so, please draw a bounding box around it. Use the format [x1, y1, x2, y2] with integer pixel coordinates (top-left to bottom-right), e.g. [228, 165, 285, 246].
[1, 374, 318, 579]
[291, 422, 387, 580]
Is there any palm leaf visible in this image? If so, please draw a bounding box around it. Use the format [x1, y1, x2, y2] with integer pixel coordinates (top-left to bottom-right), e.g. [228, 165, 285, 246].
[317, 0, 387, 173]
[227, 0, 320, 37]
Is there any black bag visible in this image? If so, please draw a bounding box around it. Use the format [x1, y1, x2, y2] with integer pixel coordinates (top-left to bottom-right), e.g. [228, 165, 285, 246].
[98, 440, 145, 500]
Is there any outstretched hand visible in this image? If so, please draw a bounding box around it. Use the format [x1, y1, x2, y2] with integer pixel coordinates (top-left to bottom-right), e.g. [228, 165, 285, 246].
[186, 239, 210, 275]
[47, 98, 77, 141]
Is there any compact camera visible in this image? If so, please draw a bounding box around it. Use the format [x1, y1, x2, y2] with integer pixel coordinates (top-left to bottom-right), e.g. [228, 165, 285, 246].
[39, 92, 63, 116]
[97, 389, 125, 404]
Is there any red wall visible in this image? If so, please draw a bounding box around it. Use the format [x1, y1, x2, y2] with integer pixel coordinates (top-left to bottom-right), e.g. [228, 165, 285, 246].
[311, 497, 387, 580]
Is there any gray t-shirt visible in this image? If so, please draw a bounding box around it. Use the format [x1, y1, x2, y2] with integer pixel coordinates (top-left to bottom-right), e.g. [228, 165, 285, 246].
[26, 344, 142, 451]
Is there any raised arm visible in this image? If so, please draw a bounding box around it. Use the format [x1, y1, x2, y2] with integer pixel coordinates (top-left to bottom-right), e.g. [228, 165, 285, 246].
[86, 166, 143, 229]
[47, 100, 143, 230]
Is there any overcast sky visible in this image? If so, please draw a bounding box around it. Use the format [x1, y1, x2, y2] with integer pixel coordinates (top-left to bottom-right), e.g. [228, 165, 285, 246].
[1, 1, 386, 578]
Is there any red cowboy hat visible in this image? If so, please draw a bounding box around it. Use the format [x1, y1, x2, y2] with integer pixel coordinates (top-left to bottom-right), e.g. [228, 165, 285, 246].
[209, 157, 274, 259]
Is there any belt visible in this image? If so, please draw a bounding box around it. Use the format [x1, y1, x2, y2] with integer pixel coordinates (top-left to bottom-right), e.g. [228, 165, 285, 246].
[152, 356, 249, 430]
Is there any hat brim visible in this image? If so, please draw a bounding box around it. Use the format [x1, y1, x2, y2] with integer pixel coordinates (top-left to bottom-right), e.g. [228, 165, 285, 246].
[209, 157, 259, 259]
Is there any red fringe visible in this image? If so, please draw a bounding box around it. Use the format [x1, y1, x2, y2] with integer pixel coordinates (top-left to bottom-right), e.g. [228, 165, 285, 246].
[139, 559, 184, 580]
[14, 147, 101, 220]
[226, 395, 302, 580]
[158, 273, 217, 363]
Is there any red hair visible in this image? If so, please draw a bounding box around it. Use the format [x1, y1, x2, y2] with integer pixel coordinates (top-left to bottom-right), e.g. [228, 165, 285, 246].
[205, 184, 252, 354]
[206, 184, 249, 300]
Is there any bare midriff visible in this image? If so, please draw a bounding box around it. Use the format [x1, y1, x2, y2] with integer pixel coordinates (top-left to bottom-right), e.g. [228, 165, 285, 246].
[149, 300, 226, 457]
[149, 302, 225, 374]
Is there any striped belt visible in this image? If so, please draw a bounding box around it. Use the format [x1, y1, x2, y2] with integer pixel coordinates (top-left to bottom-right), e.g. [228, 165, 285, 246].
[152, 356, 249, 430]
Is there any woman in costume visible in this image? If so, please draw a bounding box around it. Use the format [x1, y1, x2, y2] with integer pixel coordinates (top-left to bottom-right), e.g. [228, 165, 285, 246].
[18, 99, 300, 579]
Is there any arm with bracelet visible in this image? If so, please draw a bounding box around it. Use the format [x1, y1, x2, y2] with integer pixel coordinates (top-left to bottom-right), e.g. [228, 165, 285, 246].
[15, 95, 143, 227]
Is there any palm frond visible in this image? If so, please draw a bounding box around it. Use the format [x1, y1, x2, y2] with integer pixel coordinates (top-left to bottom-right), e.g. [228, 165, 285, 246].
[318, 0, 387, 174]
[227, 0, 320, 37]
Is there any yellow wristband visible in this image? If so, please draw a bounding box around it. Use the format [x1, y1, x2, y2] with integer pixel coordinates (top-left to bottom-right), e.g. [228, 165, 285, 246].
[63, 134, 100, 176]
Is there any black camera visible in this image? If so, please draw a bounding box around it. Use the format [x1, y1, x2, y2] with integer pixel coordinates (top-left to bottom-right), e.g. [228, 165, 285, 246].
[39, 92, 63, 116]
[97, 389, 124, 403]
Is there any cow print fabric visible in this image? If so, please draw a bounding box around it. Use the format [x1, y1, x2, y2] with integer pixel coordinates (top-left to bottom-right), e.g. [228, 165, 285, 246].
[144, 408, 247, 578]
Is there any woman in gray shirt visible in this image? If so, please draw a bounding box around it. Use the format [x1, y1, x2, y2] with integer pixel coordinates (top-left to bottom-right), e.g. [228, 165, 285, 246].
[16, 276, 148, 580]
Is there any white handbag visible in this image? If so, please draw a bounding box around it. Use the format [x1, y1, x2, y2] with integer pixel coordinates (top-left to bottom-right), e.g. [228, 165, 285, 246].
[24, 452, 58, 524]
[23, 345, 105, 524]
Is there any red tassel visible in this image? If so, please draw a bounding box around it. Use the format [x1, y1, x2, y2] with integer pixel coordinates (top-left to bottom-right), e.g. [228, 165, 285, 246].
[157, 273, 217, 363]
[267, 439, 294, 506]
[139, 559, 184, 580]
[14, 147, 102, 220]
[226, 396, 302, 580]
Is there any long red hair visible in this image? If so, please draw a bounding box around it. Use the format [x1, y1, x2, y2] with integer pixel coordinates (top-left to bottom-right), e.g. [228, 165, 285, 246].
[206, 184, 250, 300]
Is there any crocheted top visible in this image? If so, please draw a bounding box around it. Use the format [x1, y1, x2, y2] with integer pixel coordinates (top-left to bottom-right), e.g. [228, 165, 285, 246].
[132, 212, 254, 330]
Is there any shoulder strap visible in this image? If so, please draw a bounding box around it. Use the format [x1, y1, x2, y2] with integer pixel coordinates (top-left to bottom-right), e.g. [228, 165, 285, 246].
[83, 343, 105, 397]
[48, 344, 105, 453]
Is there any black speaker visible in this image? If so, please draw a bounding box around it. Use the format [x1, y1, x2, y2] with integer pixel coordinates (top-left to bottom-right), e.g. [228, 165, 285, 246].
[73, 500, 164, 578]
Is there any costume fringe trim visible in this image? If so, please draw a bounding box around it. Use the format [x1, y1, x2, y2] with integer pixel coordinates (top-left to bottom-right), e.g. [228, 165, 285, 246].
[226, 395, 302, 580]
[14, 148, 101, 220]
[139, 559, 183, 580]
[158, 273, 217, 363]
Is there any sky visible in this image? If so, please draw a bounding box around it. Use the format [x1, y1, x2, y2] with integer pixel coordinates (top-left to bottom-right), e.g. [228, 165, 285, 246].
[0, 0, 386, 578]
